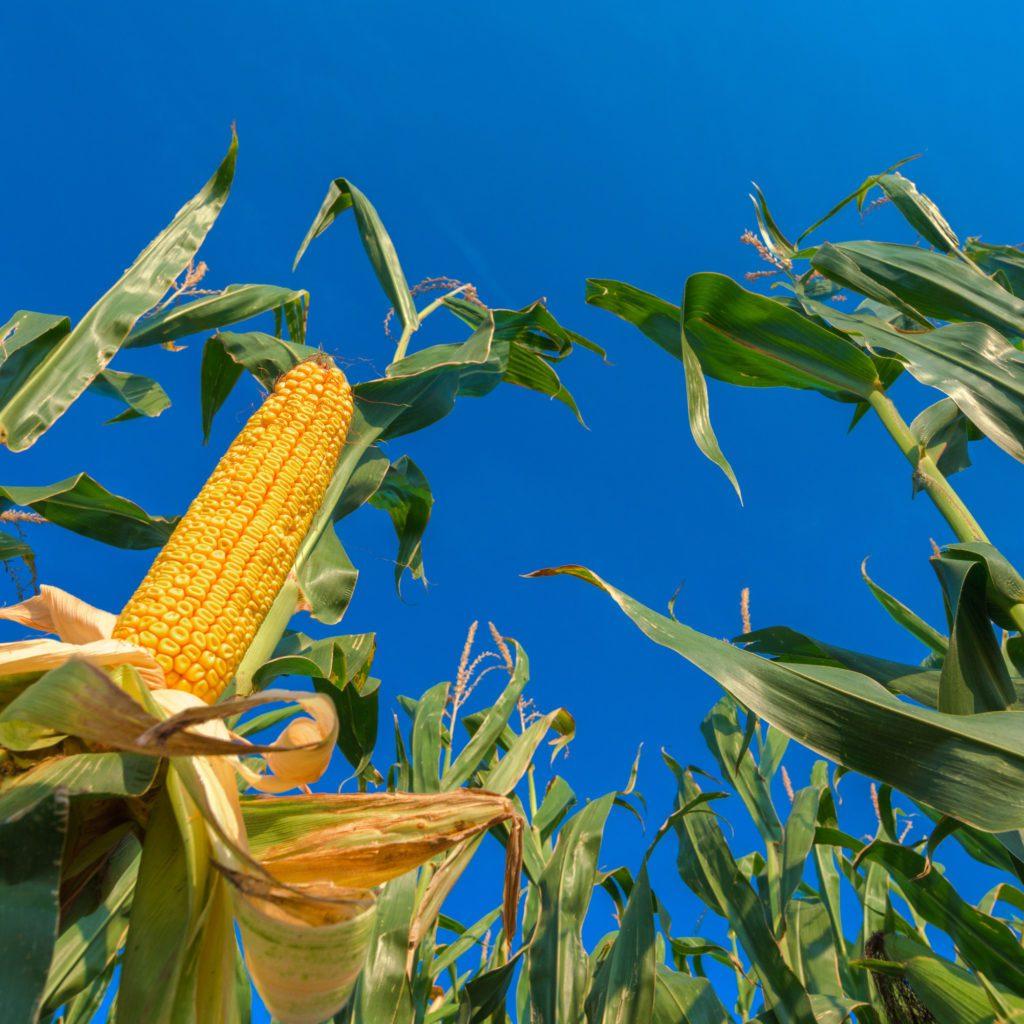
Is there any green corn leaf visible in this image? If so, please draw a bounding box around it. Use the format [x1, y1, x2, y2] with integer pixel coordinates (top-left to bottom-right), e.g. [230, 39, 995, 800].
[503, 341, 586, 424]
[584, 866, 658, 1024]
[811, 241, 1024, 338]
[0, 132, 236, 450]
[41, 833, 141, 1012]
[783, 899, 844, 998]
[296, 525, 359, 626]
[932, 554, 1015, 713]
[653, 967, 733, 1024]
[444, 295, 607, 362]
[349, 870, 417, 1024]
[910, 398, 979, 484]
[0, 751, 158, 820]
[0, 474, 178, 549]
[455, 948, 527, 1024]
[941, 543, 1024, 630]
[431, 909, 501, 978]
[868, 320, 1024, 464]
[63, 962, 116, 1024]
[529, 565, 1024, 831]
[118, 789, 195, 1024]
[778, 790, 822, 936]
[294, 177, 417, 336]
[750, 182, 796, 260]
[369, 455, 433, 592]
[126, 284, 307, 349]
[0, 788, 69, 1024]
[795, 156, 921, 244]
[682, 273, 880, 399]
[702, 697, 782, 845]
[411, 680, 449, 794]
[664, 759, 816, 1024]
[525, 793, 615, 1024]
[585, 278, 740, 496]
[737, 625, 940, 707]
[876, 172, 959, 253]
[0, 311, 71, 408]
[861, 558, 947, 655]
[965, 239, 1024, 295]
[838, 840, 1024, 992]
[533, 775, 577, 844]
[89, 369, 171, 423]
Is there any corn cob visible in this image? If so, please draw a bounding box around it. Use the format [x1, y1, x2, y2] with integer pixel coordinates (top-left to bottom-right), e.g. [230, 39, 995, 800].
[113, 359, 354, 703]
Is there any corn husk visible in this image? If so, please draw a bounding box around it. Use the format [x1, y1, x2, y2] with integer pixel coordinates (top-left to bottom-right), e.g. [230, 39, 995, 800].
[0, 584, 525, 1022]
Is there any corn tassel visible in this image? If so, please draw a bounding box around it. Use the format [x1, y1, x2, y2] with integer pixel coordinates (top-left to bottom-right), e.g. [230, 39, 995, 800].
[113, 359, 354, 703]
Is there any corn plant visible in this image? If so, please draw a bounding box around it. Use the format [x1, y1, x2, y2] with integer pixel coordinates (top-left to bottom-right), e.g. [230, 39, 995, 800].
[530, 165, 1024, 1018]
[0, 134, 598, 1023]
[540, 161, 1024, 833]
[580, 694, 1024, 1024]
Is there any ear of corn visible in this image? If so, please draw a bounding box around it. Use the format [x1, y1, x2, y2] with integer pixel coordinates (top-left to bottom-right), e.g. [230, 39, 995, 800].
[113, 359, 354, 703]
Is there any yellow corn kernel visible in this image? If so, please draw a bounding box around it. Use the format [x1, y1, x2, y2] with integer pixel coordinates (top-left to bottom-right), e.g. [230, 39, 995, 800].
[112, 358, 354, 702]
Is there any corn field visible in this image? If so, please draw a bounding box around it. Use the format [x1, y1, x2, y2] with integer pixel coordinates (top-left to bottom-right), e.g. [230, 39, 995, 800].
[3, 134, 1024, 1024]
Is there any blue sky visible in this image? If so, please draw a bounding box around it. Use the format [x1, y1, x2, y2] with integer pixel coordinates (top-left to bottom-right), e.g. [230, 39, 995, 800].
[5, 1, 1024, 1019]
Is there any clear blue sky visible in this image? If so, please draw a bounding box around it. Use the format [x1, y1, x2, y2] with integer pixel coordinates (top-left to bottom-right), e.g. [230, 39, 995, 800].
[4, 2, 1024, 1019]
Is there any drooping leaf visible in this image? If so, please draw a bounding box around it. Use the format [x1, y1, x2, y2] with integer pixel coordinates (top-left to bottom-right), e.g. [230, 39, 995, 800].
[0, 132, 237, 450]
[293, 177, 417, 336]
[126, 284, 307, 349]
[0, 474, 178, 549]
[909, 398, 979, 484]
[296, 525, 359, 626]
[0, 751, 158, 820]
[875, 172, 959, 253]
[530, 565, 1024, 831]
[368, 455, 433, 592]
[445, 294, 607, 362]
[931, 554, 1014, 714]
[89, 369, 171, 423]
[864, 320, 1024, 464]
[811, 241, 1024, 338]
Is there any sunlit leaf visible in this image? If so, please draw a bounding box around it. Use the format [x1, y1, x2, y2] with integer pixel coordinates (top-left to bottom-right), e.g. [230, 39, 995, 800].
[0, 132, 237, 450]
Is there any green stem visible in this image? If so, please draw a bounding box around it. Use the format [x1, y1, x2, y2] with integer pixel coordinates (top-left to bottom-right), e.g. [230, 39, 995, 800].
[392, 284, 472, 363]
[867, 389, 988, 544]
[867, 389, 1024, 635]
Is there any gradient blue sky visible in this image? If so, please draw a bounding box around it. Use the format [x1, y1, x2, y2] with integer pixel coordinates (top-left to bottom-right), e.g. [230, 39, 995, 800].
[5, 3, 1024, 1019]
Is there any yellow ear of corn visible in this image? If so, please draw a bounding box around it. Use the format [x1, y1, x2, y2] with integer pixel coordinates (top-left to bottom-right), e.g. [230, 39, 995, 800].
[113, 359, 354, 703]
